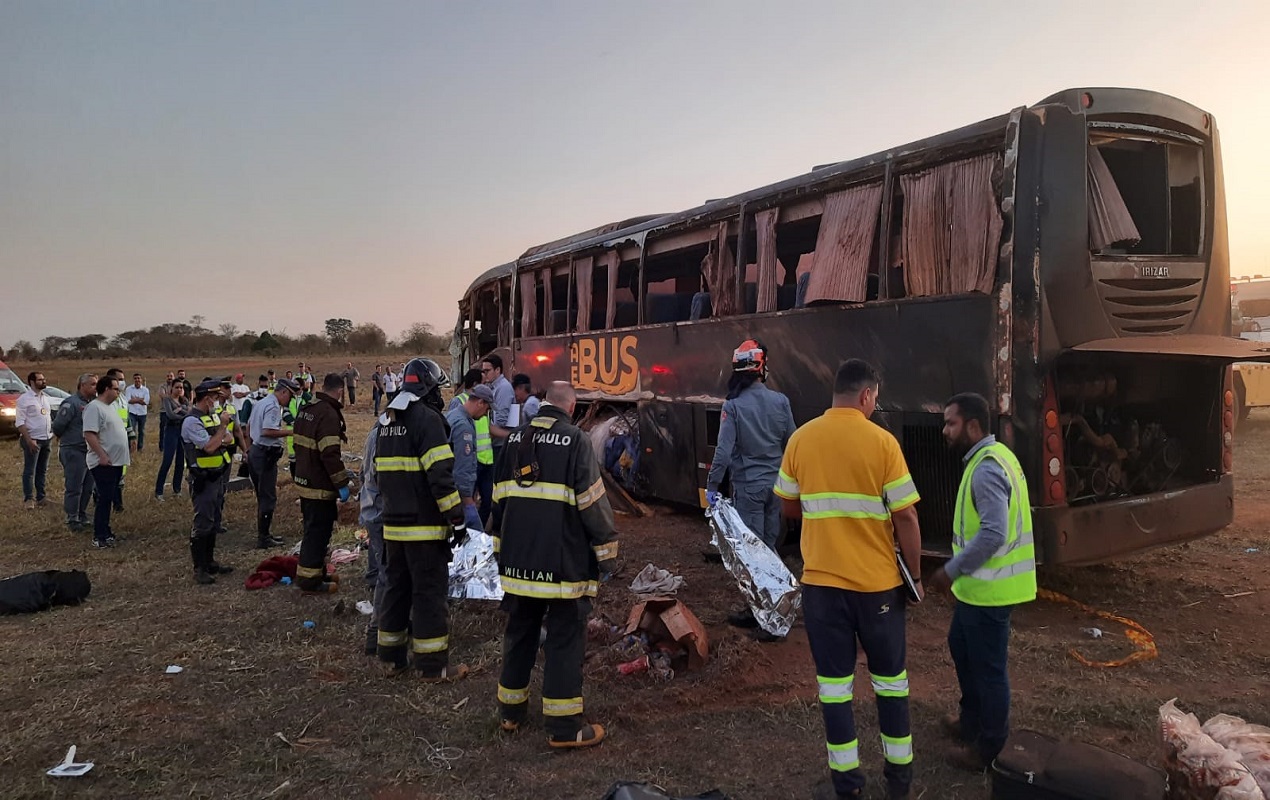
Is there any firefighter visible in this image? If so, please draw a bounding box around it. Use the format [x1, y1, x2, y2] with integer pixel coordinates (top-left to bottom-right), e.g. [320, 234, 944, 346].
[492, 381, 617, 749]
[182, 380, 236, 585]
[293, 373, 350, 594]
[705, 339, 797, 629]
[374, 357, 470, 681]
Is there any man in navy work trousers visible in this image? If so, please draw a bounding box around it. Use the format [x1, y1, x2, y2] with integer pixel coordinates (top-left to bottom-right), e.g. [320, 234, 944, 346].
[929, 392, 1037, 772]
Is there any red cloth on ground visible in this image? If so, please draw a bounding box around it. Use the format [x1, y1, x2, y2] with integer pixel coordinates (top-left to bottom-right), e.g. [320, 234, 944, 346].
[244, 555, 299, 590]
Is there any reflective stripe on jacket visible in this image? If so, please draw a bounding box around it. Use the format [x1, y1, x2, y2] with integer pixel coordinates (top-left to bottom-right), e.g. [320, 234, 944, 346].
[952, 441, 1037, 606]
[375, 398, 462, 541]
[491, 406, 618, 599]
[292, 393, 348, 501]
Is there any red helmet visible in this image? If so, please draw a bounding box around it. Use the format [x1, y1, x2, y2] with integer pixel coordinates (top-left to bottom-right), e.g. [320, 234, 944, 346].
[732, 339, 767, 378]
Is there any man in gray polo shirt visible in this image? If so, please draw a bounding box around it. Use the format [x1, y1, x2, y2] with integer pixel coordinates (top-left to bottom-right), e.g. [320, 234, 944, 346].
[83, 375, 131, 548]
[52, 372, 98, 530]
[247, 377, 300, 549]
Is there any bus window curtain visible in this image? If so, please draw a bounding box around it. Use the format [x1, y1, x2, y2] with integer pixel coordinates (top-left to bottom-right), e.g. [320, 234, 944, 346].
[519, 271, 537, 338]
[804, 184, 884, 303]
[901, 154, 1002, 297]
[541, 267, 554, 334]
[755, 208, 779, 313]
[600, 250, 619, 329]
[574, 256, 593, 333]
[1087, 144, 1142, 251]
[700, 221, 738, 316]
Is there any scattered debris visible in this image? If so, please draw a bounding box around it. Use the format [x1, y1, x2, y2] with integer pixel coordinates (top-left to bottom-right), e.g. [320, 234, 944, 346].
[46, 745, 94, 778]
[1224, 591, 1255, 599]
[1080, 627, 1104, 639]
[355, 600, 373, 616]
[302, 620, 316, 630]
[165, 665, 184, 674]
[418, 738, 463, 770]
[451, 697, 468, 711]
[1247, 548, 1261, 554]
[262, 779, 293, 798]
[1161, 699, 1270, 797]
[1038, 588, 1157, 668]
[629, 563, 684, 597]
[624, 596, 708, 669]
[329, 549, 359, 566]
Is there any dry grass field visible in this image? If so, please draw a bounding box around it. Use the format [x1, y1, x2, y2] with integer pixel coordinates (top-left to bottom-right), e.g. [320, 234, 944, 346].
[1, 358, 1267, 799]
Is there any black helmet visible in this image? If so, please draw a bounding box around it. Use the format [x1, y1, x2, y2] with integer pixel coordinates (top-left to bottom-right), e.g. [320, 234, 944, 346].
[400, 357, 449, 397]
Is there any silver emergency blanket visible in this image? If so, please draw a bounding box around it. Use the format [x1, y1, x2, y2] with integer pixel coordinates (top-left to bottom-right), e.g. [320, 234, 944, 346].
[706, 499, 801, 637]
[447, 529, 503, 601]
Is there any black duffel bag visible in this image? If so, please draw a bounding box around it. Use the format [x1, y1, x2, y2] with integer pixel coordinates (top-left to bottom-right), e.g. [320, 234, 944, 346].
[992, 730, 1166, 800]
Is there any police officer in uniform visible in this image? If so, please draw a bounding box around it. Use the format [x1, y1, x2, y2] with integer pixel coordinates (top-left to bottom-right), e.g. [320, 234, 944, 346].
[247, 378, 300, 549]
[492, 381, 617, 749]
[182, 380, 236, 585]
[445, 383, 494, 533]
[374, 358, 469, 681]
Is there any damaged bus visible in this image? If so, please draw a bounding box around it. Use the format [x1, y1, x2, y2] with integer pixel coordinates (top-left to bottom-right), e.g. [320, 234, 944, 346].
[452, 87, 1270, 565]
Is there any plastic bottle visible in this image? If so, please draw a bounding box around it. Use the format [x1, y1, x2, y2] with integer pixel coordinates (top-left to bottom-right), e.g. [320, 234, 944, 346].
[617, 655, 649, 675]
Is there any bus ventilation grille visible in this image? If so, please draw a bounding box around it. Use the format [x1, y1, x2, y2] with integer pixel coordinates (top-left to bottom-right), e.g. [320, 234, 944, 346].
[902, 424, 961, 549]
[1096, 277, 1201, 335]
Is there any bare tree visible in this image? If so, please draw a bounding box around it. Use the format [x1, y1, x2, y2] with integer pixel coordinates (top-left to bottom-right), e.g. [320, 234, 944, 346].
[218, 323, 240, 339]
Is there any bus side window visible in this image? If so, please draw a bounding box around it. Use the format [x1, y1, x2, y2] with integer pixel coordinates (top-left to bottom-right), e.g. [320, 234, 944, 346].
[898, 154, 1001, 297]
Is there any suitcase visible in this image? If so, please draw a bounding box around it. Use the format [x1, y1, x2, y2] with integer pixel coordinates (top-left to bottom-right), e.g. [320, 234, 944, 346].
[991, 730, 1167, 800]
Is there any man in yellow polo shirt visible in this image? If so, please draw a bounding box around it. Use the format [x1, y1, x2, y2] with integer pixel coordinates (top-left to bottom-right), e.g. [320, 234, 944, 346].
[775, 359, 923, 800]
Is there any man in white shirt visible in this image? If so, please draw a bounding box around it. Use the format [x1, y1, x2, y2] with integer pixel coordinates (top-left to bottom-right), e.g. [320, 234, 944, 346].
[382, 366, 398, 400]
[230, 373, 251, 414]
[124, 373, 151, 452]
[83, 375, 131, 548]
[17, 371, 52, 510]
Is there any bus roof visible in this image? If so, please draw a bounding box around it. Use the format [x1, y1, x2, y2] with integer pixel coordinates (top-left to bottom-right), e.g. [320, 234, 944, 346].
[459, 87, 1212, 299]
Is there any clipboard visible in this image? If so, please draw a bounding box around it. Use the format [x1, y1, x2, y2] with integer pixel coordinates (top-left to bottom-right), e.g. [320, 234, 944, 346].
[897, 552, 922, 603]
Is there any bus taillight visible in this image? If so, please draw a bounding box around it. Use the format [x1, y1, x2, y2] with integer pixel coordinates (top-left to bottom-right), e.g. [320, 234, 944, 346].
[1223, 367, 1235, 473]
[1042, 375, 1067, 505]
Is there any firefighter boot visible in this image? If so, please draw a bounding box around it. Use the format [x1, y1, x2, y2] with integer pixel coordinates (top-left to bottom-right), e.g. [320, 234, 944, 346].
[256, 512, 284, 549]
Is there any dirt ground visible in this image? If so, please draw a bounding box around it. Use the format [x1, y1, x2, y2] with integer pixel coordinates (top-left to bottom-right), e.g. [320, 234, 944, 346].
[1, 359, 1268, 799]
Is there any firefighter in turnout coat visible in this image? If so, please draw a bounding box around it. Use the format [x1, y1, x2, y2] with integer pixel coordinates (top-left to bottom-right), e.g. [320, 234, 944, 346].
[374, 358, 470, 681]
[293, 373, 350, 594]
[491, 381, 617, 749]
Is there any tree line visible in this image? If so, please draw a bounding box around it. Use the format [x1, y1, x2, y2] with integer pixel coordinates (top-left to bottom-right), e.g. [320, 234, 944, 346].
[2, 317, 448, 362]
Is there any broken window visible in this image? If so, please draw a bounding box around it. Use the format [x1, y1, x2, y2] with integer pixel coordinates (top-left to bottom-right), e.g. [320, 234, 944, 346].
[803, 183, 884, 304]
[518, 271, 537, 339]
[700, 221, 738, 317]
[1090, 136, 1203, 256]
[900, 153, 1002, 297]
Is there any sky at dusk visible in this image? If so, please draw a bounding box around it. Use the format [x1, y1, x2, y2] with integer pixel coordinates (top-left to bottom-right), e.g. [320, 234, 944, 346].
[2, 0, 1268, 349]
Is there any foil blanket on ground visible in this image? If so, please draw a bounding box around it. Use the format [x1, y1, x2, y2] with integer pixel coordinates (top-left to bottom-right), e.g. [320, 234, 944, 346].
[706, 499, 801, 637]
[448, 529, 503, 601]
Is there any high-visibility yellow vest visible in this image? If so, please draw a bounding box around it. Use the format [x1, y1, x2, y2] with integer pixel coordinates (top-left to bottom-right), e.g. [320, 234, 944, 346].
[184, 413, 231, 473]
[456, 392, 494, 465]
[284, 396, 301, 459]
[951, 441, 1038, 607]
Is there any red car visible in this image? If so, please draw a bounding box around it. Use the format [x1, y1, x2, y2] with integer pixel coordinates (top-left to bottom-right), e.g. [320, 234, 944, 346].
[0, 360, 28, 437]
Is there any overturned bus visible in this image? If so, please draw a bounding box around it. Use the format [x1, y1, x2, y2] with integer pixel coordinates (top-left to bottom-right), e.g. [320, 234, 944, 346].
[452, 87, 1270, 565]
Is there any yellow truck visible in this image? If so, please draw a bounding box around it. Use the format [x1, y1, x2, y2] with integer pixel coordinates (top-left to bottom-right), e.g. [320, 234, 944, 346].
[1234, 362, 1270, 424]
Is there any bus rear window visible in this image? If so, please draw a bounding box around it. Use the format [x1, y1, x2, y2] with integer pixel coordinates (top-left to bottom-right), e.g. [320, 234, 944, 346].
[1087, 136, 1203, 256]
